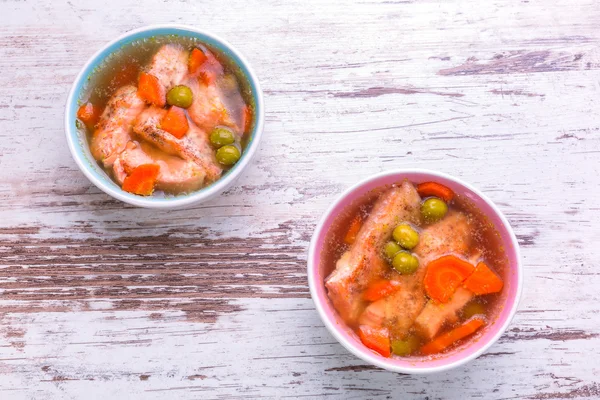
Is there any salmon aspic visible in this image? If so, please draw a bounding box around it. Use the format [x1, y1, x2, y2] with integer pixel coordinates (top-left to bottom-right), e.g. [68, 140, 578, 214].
[77, 36, 254, 196]
[323, 180, 508, 358]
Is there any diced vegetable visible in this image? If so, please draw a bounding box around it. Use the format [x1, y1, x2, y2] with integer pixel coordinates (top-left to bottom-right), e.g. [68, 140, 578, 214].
[391, 335, 421, 356]
[392, 223, 420, 250]
[138, 72, 165, 107]
[363, 280, 401, 302]
[464, 262, 504, 295]
[424, 255, 475, 303]
[358, 325, 391, 357]
[417, 182, 454, 202]
[166, 85, 194, 108]
[188, 48, 208, 74]
[215, 145, 241, 166]
[383, 241, 402, 260]
[210, 127, 235, 147]
[76, 102, 101, 127]
[462, 301, 486, 320]
[160, 106, 189, 139]
[122, 164, 160, 196]
[421, 317, 485, 355]
[392, 251, 419, 275]
[421, 198, 448, 223]
[344, 215, 362, 245]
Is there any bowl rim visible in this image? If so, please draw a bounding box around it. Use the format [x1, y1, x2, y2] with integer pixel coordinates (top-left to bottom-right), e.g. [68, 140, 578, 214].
[307, 168, 523, 374]
[64, 24, 264, 209]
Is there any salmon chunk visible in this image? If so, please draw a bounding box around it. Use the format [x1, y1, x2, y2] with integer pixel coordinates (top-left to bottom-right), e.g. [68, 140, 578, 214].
[413, 210, 472, 265]
[90, 85, 145, 166]
[186, 77, 239, 133]
[325, 181, 422, 323]
[413, 287, 474, 340]
[133, 107, 222, 182]
[113, 141, 206, 193]
[411, 213, 477, 339]
[146, 44, 189, 92]
[359, 210, 474, 339]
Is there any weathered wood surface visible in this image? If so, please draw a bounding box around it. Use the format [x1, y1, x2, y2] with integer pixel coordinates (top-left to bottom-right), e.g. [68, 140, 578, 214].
[1, 0, 599, 398]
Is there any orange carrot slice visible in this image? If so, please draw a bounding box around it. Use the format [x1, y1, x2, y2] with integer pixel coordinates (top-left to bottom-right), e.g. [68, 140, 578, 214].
[77, 102, 101, 127]
[189, 48, 208, 74]
[417, 182, 454, 202]
[122, 164, 160, 196]
[160, 106, 189, 139]
[344, 215, 363, 245]
[358, 325, 391, 357]
[421, 317, 485, 355]
[363, 280, 401, 302]
[424, 255, 475, 303]
[464, 262, 504, 295]
[138, 72, 165, 107]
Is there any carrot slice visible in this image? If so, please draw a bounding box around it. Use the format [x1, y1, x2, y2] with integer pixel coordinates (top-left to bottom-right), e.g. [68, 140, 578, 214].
[417, 182, 454, 202]
[160, 106, 189, 139]
[76, 102, 101, 127]
[421, 317, 485, 355]
[138, 72, 165, 107]
[424, 255, 475, 303]
[189, 48, 208, 74]
[242, 105, 253, 135]
[358, 325, 391, 357]
[344, 215, 363, 245]
[122, 164, 160, 196]
[363, 280, 401, 302]
[464, 262, 504, 295]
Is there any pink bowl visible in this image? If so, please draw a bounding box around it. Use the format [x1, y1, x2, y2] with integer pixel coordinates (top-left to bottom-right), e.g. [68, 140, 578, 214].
[307, 169, 523, 374]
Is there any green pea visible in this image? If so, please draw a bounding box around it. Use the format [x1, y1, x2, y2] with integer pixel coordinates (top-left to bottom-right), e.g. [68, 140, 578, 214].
[391, 336, 421, 356]
[383, 241, 402, 260]
[167, 85, 193, 108]
[421, 197, 448, 223]
[216, 145, 241, 166]
[210, 127, 235, 147]
[392, 223, 420, 250]
[392, 251, 419, 275]
[462, 301, 486, 319]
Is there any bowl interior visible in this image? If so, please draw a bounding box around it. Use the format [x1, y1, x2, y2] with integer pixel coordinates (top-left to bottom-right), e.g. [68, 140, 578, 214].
[309, 170, 521, 372]
[65, 25, 263, 207]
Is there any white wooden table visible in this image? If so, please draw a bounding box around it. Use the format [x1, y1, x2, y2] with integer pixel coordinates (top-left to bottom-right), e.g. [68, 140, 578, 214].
[1, 0, 599, 398]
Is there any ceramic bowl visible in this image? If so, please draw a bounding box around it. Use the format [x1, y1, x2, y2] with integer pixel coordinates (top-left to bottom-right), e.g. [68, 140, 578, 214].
[307, 169, 522, 373]
[65, 24, 264, 208]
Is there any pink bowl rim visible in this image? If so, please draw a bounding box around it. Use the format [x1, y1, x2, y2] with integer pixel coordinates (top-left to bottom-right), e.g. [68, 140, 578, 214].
[307, 169, 523, 374]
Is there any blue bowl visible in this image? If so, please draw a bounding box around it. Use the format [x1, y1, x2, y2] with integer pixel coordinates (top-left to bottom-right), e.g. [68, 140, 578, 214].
[65, 25, 264, 208]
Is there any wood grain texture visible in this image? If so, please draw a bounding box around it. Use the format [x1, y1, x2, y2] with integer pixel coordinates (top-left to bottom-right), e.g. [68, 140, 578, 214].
[1, 0, 599, 398]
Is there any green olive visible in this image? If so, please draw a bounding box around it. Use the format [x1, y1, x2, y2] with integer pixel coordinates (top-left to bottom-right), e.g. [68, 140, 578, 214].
[421, 197, 448, 223]
[216, 145, 241, 166]
[462, 301, 486, 319]
[392, 251, 419, 275]
[391, 336, 421, 356]
[167, 85, 193, 108]
[210, 127, 235, 147]
[383, 241, 402, 260]
[392, 223, 420, 250]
